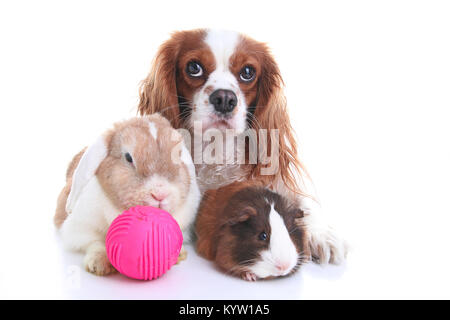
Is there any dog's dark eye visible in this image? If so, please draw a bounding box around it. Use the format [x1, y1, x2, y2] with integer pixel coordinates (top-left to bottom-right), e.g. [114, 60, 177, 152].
[258, 231, 268, 241]
[125, 152, 133, 164]
[239, 66, 256, 82]
[186, 61, 203, 77]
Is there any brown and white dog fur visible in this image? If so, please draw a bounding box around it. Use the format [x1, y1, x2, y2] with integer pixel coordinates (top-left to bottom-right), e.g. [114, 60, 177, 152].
[138, 29, 347, 264]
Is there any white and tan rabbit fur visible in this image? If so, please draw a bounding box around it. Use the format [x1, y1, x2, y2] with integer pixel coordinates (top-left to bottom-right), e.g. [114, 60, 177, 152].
[54, 114, 201, 275]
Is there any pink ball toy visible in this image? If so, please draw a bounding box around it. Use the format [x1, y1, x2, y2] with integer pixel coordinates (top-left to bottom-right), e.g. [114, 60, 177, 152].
[105, 206, 183, 280]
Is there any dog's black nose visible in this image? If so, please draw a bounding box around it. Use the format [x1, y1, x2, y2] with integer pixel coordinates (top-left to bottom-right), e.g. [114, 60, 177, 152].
[209, 89, 237, 114]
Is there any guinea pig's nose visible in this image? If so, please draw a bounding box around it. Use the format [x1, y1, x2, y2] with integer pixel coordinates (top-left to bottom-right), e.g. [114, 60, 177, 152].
[151, 191, 168, 202]
[275, 262, 290, 272]
[209, 89, 237, 114]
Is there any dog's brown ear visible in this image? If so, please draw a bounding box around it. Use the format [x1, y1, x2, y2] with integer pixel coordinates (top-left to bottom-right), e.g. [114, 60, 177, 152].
[250, 43, 310, 197]
[138, 35, 181, 127]
[253, 43, 284, 112]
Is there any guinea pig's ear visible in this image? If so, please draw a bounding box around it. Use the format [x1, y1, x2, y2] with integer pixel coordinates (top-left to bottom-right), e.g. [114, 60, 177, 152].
[65, 135, 108, 214]
[228, 207, 257, 225]
[294, 208, 305, 219]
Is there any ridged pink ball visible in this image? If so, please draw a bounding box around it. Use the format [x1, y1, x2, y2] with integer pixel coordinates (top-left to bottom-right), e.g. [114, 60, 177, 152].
[105, 206, 183, 280]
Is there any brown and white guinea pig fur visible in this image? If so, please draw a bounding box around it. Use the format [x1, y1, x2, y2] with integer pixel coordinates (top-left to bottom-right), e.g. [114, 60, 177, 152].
[195, 181, 310, 281]
[54, 114, 201, 276]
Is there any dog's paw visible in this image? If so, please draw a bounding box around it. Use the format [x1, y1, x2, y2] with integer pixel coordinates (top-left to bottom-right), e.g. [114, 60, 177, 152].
[309, 225, 348, 265]
[83, 250, 116, 276]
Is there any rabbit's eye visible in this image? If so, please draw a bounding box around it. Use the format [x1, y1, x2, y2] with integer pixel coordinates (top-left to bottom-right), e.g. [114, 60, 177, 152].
[125, 152, 133, 164]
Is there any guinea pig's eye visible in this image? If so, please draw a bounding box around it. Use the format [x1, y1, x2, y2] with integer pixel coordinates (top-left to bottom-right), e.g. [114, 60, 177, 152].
[124, 152, 133, 164]
[239, 65, 256, 82]
[258, 231, 268, 241]
[186, 61, 204, 77]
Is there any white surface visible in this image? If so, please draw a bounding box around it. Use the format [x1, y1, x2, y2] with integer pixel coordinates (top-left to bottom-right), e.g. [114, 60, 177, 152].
[1, 0, 450, 299]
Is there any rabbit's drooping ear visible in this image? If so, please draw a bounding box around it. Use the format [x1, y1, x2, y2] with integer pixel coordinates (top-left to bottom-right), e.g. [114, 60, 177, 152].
[65, 135, 108, 214]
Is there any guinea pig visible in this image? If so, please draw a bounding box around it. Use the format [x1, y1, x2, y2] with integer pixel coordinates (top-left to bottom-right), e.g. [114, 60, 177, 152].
[195, 181, 310, 281]
[54, 114, 201, 275]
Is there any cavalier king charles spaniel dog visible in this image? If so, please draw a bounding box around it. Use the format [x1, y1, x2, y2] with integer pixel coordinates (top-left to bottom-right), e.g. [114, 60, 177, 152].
[138, 29, 347, 264]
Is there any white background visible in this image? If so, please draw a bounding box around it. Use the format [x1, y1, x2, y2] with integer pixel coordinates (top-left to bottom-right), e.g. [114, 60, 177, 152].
[1, 0, 449, 299]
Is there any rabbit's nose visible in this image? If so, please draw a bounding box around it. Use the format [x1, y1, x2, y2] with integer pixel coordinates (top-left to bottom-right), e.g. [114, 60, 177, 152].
[151, 191, 168, 202]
